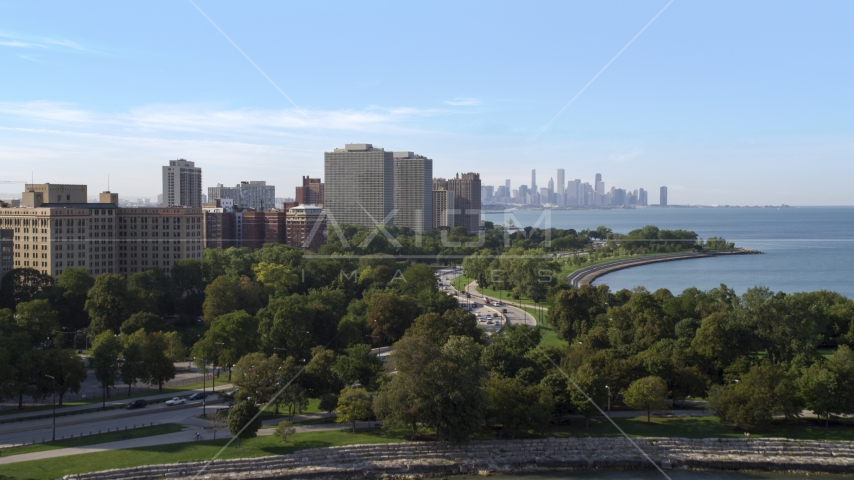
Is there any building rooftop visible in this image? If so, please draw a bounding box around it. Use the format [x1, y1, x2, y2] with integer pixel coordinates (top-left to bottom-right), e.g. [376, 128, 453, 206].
[289, 205, 323, 212]
[332, 143, 385, 153]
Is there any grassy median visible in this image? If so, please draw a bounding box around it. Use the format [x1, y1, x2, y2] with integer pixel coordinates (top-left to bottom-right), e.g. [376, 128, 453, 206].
[0, 423, 183, 457]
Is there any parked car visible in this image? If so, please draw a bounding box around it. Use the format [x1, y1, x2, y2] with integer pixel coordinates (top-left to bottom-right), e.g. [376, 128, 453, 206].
[165, 397, 186, 406]
[187, 392, 207, 401]
[125, 399, 147, 410]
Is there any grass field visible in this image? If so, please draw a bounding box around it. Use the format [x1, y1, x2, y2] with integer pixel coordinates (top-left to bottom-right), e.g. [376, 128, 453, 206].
[260, 397, 324, 418]
[0, 424, 183, 457]
[1, 428, 407, 480]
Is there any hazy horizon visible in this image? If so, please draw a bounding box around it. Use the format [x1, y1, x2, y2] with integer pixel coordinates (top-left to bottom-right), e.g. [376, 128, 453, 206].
[2, 1, 853, 205]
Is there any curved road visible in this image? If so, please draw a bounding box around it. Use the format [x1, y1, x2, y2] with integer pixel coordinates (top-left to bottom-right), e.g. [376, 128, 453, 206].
[437, 267, 536, 327]
[566, 250, 760, 288]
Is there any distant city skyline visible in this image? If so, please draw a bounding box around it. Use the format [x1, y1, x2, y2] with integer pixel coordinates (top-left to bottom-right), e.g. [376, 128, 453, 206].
[484, 170, 654, 207]
[2, 2, 854, 205]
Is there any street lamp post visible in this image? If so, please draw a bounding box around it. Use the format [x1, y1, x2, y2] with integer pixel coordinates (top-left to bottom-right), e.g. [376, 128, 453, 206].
[213, 342, 225, 394]
[45, 375, 56, 441]
[194, 356, 207, 417]
[605, 385, 611, 412]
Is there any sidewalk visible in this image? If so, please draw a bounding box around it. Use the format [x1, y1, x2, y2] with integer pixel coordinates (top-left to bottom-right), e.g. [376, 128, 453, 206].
[0, 415, 374, 466]
[0, 384, 233, 423]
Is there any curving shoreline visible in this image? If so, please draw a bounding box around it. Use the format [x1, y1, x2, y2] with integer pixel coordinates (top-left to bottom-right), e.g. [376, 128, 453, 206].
[566, 249, 763, 288]
[61, 436, 854, 480]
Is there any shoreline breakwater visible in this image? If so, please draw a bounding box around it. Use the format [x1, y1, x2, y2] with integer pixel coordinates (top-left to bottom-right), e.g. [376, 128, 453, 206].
[567, 249, 763, 288]
[62, 436, 854, 480]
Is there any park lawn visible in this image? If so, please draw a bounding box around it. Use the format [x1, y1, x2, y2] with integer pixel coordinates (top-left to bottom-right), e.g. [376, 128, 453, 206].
[451, 274, 472, 292]
[475, 284, 553, 309]
[2, 428, 408, 480]
[557, 251, 665, 279]
[538, 326, 565, 348]
[262, 416, 336, 428]
[260, 397, 323, 418]
[0, 424, 184, 457]
[511, 304, 563, 348]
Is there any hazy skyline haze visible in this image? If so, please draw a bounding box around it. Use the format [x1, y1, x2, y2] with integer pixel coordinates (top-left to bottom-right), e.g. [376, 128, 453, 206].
[1, 0, 853, 205]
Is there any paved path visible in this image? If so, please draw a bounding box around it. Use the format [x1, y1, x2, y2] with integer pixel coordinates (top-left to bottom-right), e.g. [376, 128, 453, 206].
[0, 415, 375, 465]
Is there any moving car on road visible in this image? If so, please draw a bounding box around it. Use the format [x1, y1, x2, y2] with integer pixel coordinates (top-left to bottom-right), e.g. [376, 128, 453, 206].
[502, 309, 508, 313]
[125, 399, 147, 410]
[187, 392, 207, 401]
[165, 397, 187, 406]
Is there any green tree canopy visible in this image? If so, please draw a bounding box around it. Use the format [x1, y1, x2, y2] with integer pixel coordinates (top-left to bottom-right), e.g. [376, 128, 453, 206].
[120, 311, 169, 336]
[623, 375, 669, 423]
[227, 400, 262, 448]
[85, 274, 130, 335]
[335, 386, 373, 433]
[202, 276, 238, 325]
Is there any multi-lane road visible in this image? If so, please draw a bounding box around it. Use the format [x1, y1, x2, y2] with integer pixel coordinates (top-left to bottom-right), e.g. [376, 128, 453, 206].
[436, 267, 536, 328]
[0, 386, 231, 448]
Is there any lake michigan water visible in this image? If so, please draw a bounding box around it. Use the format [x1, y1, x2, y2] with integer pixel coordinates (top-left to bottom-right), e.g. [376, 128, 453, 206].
[483, 207, 854, 298]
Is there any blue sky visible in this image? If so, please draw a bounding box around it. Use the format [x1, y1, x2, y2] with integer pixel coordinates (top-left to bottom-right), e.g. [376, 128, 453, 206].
[1, 1, 853, 205]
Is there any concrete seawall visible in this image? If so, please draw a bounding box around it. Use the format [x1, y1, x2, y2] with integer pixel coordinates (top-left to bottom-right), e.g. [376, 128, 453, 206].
[62, 436, 854, 480]
[567, 249, 762, 288]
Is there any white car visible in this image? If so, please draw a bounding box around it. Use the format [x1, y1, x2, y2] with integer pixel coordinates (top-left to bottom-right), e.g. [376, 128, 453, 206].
[165, 397, 187, 406]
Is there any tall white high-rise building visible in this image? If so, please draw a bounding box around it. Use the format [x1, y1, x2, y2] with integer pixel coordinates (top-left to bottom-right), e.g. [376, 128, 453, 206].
[393, 151, 432, 233]
[162, 159, 202, 208]
[324, 144, 394, 229]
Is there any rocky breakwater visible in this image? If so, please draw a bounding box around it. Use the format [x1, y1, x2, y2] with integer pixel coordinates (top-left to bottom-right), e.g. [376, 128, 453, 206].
[61, 437, 854, 480]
